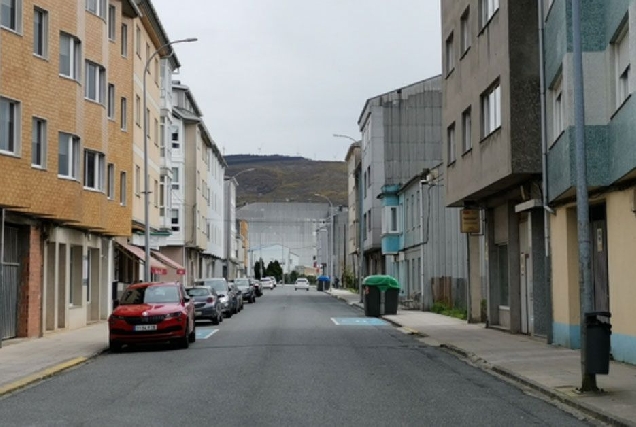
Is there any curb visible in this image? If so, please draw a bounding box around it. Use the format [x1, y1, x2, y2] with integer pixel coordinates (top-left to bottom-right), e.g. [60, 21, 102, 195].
[438, 344, 632, 427]
[0, 347, 108, 397]
[325, 291, 632, 425]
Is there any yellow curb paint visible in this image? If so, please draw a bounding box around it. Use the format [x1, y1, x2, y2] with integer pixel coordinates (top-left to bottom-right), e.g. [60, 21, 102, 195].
[0, 357, 88, 396]
[402, 327, 419, 335]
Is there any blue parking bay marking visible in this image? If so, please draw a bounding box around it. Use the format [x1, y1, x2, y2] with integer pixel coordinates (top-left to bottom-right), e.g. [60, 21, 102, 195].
[196, 329, 218, 340]
[331, 317, 389, 326]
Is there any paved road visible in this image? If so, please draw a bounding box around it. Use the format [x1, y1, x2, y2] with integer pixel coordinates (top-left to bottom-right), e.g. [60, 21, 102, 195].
[0, 286, 594, 426]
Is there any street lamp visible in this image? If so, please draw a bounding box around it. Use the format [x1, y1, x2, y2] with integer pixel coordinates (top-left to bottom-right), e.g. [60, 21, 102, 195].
[226, 168, 255, 180]
[144, 37, 197, 282]
[314, 193, 333, 286]
[332, 133, 358, 143]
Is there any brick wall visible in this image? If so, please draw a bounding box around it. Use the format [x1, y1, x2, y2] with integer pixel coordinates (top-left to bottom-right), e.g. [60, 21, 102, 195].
[17, 225, 42, 338]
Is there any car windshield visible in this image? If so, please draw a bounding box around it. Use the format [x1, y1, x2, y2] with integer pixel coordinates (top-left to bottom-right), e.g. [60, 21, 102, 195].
[198, 279, 227, 293]
[238, 286, 249, 291]
[186, 287, 209, 297]
[120, 285, 180, 304]
[234, 279, 250, 285]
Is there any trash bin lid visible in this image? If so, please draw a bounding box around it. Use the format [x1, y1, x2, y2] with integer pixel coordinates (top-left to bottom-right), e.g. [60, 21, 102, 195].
[317, 275, 330, 282]
[362, 275, 400, 291]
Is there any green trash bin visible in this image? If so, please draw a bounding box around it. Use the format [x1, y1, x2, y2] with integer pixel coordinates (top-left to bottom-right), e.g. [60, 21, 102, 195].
[363, 275, 401, 317]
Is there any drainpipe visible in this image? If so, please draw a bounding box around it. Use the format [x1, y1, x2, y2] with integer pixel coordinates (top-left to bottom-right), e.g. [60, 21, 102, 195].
[0, 208, 5, 347]
[419, 180, 425, 310]
[538, 0, 554, 343]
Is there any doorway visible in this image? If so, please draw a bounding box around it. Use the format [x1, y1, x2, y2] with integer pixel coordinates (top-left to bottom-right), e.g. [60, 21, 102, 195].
[590, 204, 609, 312]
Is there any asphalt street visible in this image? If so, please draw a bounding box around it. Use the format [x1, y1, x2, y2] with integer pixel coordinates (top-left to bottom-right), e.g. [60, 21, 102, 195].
[0, 286, 595, 427]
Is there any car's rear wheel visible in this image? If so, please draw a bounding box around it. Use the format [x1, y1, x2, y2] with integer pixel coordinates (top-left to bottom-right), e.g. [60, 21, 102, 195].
[188, 322, 196, 343]
[178, 326, 190, 349]
[225, 310, 232, 318]
[109, 340, 122, 353]
[211, 315, 219, 325]
[306, 288, 309, 291]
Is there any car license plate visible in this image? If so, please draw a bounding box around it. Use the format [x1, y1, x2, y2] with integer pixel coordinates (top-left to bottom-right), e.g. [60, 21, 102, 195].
[195, 311, 202, 316]
[134, 324, 157, 331]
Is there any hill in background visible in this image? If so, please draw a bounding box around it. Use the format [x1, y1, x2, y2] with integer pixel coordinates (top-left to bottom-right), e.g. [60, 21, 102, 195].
[226, 154, 348, 207]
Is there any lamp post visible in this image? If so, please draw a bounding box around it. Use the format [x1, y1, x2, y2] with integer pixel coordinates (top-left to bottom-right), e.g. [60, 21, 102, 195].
[314, 193, 333, 286]
[144, 37, 197, 282]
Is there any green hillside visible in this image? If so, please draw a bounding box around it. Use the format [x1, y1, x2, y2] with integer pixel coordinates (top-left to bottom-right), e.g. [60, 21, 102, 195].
[226, 155, 348, 207]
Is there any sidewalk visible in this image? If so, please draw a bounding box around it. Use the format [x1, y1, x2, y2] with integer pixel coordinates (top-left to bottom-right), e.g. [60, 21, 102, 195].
[0, 322, 108, 396]
[328, 288, 636, 427]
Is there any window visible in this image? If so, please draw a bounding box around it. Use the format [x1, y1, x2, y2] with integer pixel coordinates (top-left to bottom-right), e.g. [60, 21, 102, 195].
[154, 118, 159, 146]
[120, 97, 127, 130]
[0, 97, 20, 155]
[107, 163, 114, 199]
[135, 25, 141, 56]
[445, 32, 454, 76]
[460, 7, 470, 54]
[85, 61, 105, 103]
[33, 7, 48, 57]
[172, 167, 179, 190]
[384, 206, 398, 233]
[31, 117, 46, 167]
[479, 0, 499, 28]
[135, 165, 140, 196]
[159, 176, 165, 215]
[86, 0, 106, 18]
[362, 213, 367, 240]
[153, 179, 158, 207]
[171, 125, 179, 149]
[481, 82, 501, 137]
[614, 23, 630, 109]
[84, 150, 105, 191]
[58, 132, 80, 179]
[135, 95, 140, 126]
[107, 4, 115, 40]
[462, 108, 472, 152]
[1, 0, 22, 32]
[171, 209, 179, 232]
[59, 33, 81, 80]
[552, 75, 564, 139]
[120, 23, 127, 57]
[120, 171, 126, 205]
[447, 123, 456, 164]
[107, 84, 115, 118]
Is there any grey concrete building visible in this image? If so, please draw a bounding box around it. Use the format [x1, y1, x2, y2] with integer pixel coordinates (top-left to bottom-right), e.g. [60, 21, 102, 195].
[357, 76, 443, 277]
[345, 142, 362, 285]
[442, 0, 547, 335]
[237, 203, 329, 276]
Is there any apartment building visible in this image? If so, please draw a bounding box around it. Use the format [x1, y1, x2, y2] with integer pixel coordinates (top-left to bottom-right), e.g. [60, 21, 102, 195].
[441, 0, 547, 333]
[357, 76, 443, 279]
[202, 130, 226, 279]
[542, 0, 636, 364]
[344, 142, 361, 282]
[162, 82, 218, 285]
[223, 177, 237, 279]
[0, 0, 139, 338]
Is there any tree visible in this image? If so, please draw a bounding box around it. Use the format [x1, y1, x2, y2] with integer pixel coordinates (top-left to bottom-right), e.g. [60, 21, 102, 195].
[265, 260, 283, 282]
[289, 270, 298, 283]
[254, 260, 265, 279]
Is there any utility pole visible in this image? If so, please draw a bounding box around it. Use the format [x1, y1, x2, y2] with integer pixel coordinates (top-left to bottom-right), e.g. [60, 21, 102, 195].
[571, 0, 596, 392]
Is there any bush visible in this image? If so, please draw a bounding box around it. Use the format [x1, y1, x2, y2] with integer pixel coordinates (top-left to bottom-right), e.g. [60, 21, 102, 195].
[431, 302, 467, 321]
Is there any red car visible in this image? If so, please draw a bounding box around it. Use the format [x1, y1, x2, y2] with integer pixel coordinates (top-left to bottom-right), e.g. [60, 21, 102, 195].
[108, 282, 196, 352]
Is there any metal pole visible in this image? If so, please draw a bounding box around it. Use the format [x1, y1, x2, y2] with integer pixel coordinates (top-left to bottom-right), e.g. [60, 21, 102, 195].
[571, 0, 596, 392]
[358, 170, 364, 303]
[420, 180, 425, 310]
[538, 0, 554, 344]
[329, 203, 334, 287]
[142, 38, 197, 282]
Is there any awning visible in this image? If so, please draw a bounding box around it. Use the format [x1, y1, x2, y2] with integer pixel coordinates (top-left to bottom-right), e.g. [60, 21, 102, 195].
[151, 251, 186, 275]
[115, 242, 168, 275]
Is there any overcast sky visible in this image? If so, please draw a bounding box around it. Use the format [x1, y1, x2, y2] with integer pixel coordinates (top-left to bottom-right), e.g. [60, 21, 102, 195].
[153, 0, 442, 161]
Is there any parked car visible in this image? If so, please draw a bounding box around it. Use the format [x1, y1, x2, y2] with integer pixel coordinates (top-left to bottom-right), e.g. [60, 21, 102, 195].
[108, 282, 195, 352]
[250, 278, 263, 297]
[195, 278, 236, 318]
[295, 278, 310, 291]
[186, 286, 223, 325]
[229, 282, 244, 312]
[235, 278, 256, 303]
[260, 277, 275, 290]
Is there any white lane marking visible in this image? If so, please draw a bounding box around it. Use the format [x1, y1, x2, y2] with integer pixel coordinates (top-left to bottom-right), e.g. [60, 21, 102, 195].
[331, 318, 340, 325]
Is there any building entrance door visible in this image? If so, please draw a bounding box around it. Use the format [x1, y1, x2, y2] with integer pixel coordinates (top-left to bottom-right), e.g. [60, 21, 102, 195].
[1, 226, 21, 339]
[590, 205, 609, 312]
